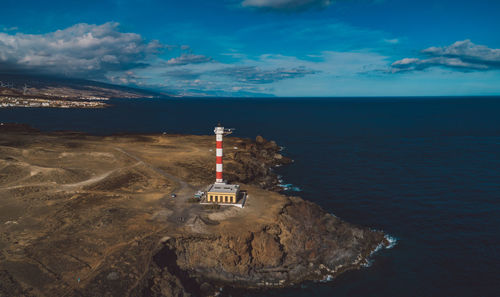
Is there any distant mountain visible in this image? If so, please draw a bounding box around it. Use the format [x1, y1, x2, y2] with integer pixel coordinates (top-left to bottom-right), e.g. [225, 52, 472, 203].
[0, 74, 164, 100]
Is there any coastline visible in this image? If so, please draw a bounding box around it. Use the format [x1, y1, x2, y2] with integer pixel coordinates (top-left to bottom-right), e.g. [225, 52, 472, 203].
[0, 123, 391, 296]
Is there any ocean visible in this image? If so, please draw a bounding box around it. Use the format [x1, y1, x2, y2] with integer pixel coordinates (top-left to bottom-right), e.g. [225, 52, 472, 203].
[1, 97, 499, 297]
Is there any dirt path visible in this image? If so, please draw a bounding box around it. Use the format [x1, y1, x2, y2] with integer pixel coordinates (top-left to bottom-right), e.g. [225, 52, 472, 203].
[61, 172, 113, 189]
[113, 147, 201, 224]
[113, 147, 194, 193]
[61, 161, 142, 190]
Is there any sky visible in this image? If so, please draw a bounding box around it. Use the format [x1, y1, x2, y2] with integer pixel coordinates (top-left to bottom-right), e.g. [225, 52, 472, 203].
[0, 0, 499, 97]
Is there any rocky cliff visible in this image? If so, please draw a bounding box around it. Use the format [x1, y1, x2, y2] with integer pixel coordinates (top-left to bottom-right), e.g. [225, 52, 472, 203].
[145, 197, 385, 296]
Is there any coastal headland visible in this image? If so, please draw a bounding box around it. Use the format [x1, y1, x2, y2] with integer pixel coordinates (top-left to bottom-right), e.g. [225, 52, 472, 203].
[0, 124, 388, 296]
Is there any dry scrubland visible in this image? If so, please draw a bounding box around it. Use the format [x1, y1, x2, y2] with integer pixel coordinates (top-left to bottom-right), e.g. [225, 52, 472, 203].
[0, 125, 386, 297]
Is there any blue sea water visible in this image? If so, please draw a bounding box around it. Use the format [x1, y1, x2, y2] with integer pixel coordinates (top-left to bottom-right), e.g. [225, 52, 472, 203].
[1, 97, 500, 297]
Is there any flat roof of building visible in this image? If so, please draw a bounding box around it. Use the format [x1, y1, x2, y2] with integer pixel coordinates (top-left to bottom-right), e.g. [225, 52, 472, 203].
[207, 182, 240, 194]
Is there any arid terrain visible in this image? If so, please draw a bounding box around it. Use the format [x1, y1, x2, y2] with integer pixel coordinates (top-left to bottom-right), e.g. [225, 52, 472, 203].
[0, 124, 387, 296]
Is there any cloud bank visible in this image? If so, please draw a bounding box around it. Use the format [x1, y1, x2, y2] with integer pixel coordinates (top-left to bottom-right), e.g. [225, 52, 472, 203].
[214, 65, 317, 83]
[166, 54, 212, 66]
[160, 62, 318, 96]
[241, 0, 332, 11]
[0, 21, 396, 96]
[391, 40, 500, 72]
[0, 22, 162, 77]
[0, 22, 317, 96]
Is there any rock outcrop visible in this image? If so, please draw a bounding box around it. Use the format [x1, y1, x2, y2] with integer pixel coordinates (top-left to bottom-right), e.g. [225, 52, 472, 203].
[144, 197, 385, 296]
[225, 135, 292, 190]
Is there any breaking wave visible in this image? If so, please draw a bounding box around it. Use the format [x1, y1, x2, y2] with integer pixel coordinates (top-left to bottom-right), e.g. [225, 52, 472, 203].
[277, 175, 302, 192]
[363, 234, 398, 268]
[278, 183, 302, 192]
[385, 234, 398, 249]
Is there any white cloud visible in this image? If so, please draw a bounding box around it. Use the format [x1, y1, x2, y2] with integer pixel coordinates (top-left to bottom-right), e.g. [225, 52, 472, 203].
[2, 26, 18, 32]
[0, 22, 162, 77]
[383, 38, 400, 44]
[213, 65, 317, 84]
[391, 40, 500, 72]
[166, 54, 212, 66]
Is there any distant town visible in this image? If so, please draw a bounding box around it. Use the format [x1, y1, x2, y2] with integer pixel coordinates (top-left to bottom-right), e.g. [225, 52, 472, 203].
[0, 96, 108, 109]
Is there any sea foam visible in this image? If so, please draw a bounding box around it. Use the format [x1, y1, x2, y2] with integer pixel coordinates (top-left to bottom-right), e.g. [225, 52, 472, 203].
[384, 234, 398, 249]
[277, 175, 302, 192]
[362, 234, 398, 268]
[278, 183, 302, 192]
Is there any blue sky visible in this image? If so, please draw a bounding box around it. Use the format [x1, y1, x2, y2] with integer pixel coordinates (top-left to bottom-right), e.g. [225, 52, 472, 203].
[0, 0, 499, 96]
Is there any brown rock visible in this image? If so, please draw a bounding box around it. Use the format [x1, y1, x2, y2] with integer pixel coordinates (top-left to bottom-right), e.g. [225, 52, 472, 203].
[255, 135, 265, 144]
[149, 196, 385, 291]
[251, 230, 284, 268]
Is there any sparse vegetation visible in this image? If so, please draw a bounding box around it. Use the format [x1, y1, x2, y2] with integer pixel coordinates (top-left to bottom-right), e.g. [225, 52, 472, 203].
[202, 203, 220, 210]
[187, 197, 201, 203]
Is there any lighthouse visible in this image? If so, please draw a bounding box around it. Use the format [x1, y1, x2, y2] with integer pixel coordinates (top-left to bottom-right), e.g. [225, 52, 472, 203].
[204, 124, 245, 207]
[214, 125, 225, 183]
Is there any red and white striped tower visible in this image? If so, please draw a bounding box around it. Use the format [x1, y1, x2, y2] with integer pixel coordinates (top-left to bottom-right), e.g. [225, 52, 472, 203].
[214, 125, 225, 183]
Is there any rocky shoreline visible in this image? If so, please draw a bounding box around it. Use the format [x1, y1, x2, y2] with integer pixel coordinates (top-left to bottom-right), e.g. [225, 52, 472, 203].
[145, 197, 387, 296]
[0, 124, 391, 297]
[131, 135, 388, 296]
[224, 135, 293, 191]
